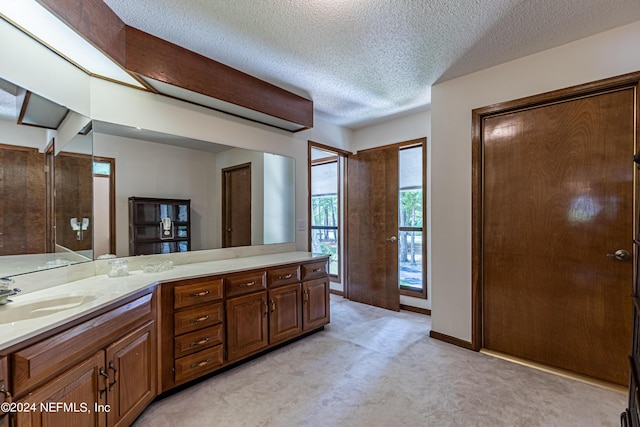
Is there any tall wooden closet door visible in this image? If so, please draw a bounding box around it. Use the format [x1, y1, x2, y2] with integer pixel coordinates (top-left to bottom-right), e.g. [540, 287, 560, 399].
[482, 87, 635, 385]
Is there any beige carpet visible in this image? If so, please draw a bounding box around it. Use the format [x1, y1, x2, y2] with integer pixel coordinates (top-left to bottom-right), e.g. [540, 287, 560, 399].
[133, 295, 626, 427]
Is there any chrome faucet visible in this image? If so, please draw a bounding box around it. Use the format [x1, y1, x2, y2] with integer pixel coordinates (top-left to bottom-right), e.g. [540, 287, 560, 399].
[0, 277, 21, 305]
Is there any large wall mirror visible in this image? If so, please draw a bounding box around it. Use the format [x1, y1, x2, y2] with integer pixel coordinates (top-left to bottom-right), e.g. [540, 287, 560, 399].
[0, 76, 296, 278]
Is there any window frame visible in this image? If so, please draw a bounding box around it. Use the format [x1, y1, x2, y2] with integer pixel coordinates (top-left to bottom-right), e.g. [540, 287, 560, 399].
[398, 141, 427, 299]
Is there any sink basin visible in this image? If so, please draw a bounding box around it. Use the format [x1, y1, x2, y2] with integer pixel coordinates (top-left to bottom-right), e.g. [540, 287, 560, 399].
[0, 295, 97, 322]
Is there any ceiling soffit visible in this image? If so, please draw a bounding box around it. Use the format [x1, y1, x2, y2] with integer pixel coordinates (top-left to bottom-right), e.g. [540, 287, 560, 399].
[36, 0, 313, 132]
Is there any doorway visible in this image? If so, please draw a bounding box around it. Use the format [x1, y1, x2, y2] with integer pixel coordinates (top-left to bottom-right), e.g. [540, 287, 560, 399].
[473, 75, 638, 385]
[222, 163, 252, 247]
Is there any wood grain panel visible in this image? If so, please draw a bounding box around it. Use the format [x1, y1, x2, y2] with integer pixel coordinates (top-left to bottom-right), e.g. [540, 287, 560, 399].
[37, 0, 126, 65]
[125, 27, 313, 128]
[346, 146, 400, 311]
[14, 351, 106, 427]
[55, 152, 93, 252]
[0, 145, 46, 255]
[269, 283, 302, 344]
[173, 278, 223, 309]
[482, 87, 634, 385]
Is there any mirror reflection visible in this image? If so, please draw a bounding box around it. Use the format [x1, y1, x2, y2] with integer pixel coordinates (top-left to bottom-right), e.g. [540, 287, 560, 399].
[0, 77, 296, 278]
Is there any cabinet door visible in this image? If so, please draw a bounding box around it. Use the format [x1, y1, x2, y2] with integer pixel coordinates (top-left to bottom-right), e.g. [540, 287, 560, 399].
[14, 352, 106, 427]
[269, 283, 302, 345]
[0, 356, 8, 426]
[226, 292, 268, 362]
[303, 277, 330, 331]
[105, 321, 157, 427]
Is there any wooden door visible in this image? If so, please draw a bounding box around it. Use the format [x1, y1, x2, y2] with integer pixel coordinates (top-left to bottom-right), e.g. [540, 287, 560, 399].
[269, 283, 302, 344]
[222, 163, 251, 247]
[15, 352, 106, 427]
[482, 87, 635, 385]
[226, 291, 268, 361]
[105, 321, 156, 427]
[55, 152, 93, 252]
[0, 144, 45, 255]
[346, 146, 400, 311]
[302, 277, 330, 331]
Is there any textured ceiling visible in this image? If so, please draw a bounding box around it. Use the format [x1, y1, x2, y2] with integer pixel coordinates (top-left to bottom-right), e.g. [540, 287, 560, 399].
[100, 1, 640, 128]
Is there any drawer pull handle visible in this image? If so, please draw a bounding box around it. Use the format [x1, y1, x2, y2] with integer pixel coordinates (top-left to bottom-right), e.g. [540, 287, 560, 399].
[190, 359, 211, 369]
[239, 281, 256, 288]
[108, 361, 118, 391]
[278, 273, 293, 280]
[190, 290, 210, 297]
[312, 268, 322, 273]
[99, 368, 109, 398]
[190, 338, 211, 347]
[0, 380, 12, 404]
[190, 315, 211, 323]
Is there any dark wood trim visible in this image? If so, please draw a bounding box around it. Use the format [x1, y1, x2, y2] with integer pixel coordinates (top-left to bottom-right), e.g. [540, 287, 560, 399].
[354, 138, 425, 155]
[400, 304, 431, 315]
[0, 143, 40, 153]
[37, 0, 313, 130]
[471, 71, 640, 353]
[45, 140, 55, 253]
[329, 289, 344, 297]
[309, 141, 352, 157]
[93, 156, 117, 255]
[429, 330, 474, 350]
[308, 141, 347, 282]
[124, 26, 313, 129]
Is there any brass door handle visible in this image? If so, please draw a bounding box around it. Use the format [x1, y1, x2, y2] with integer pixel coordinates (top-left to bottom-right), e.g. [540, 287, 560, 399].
[607, 249, 630, 261]
[386, 236, 397, 243]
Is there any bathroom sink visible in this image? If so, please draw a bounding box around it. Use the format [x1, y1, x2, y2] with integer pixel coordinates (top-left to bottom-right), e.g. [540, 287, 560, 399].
[0, 295, 97, 322]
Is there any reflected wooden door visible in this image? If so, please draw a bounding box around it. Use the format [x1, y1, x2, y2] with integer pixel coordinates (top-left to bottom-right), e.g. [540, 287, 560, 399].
[482, 87, 635, 385]
[0, 145, 45, 255]
[222, 163, 251, 247]
[346, 145, 400, 311]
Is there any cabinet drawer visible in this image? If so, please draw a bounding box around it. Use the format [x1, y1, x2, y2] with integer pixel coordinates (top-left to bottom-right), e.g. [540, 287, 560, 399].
[174, 279, 223, 309]
[225, 270, 266, 298]
[267, 265, 300, 288]
[174, 346, 223, 383]
[300, 260, 328, 280]
[174, 303, 223, 335]
[174, 324, 224, 359]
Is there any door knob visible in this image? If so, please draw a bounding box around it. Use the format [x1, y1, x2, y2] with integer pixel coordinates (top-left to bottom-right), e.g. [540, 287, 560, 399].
[607, 249, 631, 261]
[386, 236, 397, 243]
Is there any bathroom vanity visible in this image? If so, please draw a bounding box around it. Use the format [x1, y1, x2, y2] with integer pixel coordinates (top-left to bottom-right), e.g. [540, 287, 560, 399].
[0, 252, 329, 427]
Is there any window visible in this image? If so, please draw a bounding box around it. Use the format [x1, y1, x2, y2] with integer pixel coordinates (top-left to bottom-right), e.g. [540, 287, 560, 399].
[310, 148, 341, 279]
[399, 144, 425, 297]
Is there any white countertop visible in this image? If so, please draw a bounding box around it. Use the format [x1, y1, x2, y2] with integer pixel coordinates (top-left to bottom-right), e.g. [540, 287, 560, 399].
[0, 252, 326, 351]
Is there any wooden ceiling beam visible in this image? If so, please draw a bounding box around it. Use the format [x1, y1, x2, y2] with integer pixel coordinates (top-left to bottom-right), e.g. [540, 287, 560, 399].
[36, 0, 313, 130]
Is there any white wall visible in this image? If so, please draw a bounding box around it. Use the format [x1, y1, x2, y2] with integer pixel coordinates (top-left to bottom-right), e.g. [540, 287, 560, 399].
[0, 118, 47, 150]
[430, 20, 640, 342]
[93, 133, 218, 256]
[263, 153, 295, 244]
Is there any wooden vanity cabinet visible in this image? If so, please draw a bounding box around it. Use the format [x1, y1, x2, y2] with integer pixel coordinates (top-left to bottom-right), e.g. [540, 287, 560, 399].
[301, 261, 330, 331]
[160, 276, 225, 391]
[10, 288, 156, 427]
[162, 257, 329, 391]
[0, 356, 8, 426]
